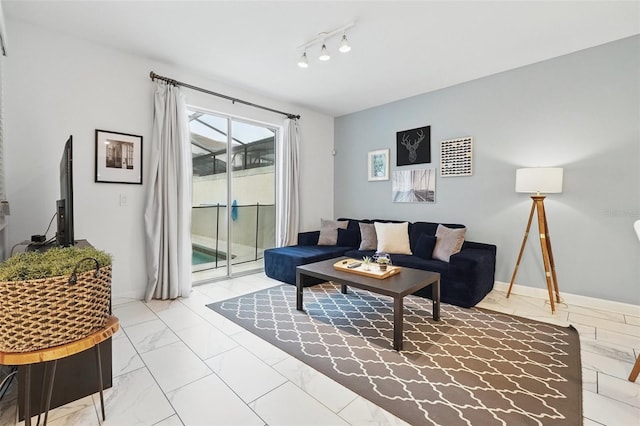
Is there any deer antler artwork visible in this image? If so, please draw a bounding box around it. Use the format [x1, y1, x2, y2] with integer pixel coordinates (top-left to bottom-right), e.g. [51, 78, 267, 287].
[401, 129, 425, 163]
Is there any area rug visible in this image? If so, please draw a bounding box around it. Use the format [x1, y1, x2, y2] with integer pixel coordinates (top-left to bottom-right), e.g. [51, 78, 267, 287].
[208, 283, 582, 425]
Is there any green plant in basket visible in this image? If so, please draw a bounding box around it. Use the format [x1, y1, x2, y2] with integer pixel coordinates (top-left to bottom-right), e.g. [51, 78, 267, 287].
[0, 246, 114, 353]
[0, 246, 112, 281]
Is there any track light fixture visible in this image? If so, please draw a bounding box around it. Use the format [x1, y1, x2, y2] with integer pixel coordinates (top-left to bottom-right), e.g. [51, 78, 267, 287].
[297, 21, 355, 68]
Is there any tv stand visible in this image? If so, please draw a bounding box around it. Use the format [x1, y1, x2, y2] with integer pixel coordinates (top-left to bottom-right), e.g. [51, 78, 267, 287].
[16, 238, 81, 254]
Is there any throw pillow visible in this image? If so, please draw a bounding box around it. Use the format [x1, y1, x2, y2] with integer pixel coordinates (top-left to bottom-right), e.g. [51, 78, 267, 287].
[336, 229, 360, 247]
[317, 219, 349, 245]
[374, 222, 412, 255]
[359, 223, 377, 250]
[432, 224, 466, 262]
[414, 234, 437, 260]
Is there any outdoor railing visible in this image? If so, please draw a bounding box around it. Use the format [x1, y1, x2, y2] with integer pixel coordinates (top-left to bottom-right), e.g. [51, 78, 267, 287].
[191, 203, 275, 269]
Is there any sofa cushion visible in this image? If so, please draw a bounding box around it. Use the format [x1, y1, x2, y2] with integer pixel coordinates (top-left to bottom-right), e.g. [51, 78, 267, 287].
[264, 245, 350, 285]
[413, 234, 437, 260]
[318, 219, 349, 245]
[374, 222, 412, 254]
[409, 222, 465, 252]
[359, 223, 377, 250]
[390, 255, 450, 275]
[336, 229, 360, 247]
[409, 222, 439, 248]
[433, 225, 466, 262]
[298, 231, 320, 245]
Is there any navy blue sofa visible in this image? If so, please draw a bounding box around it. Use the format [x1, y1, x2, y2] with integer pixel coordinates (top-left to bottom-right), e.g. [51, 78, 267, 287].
[264, 218, 497, 308]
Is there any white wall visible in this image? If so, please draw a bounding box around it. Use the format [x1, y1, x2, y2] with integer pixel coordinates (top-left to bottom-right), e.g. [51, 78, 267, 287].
[335, 36, 640, 305]
[5, 18, 334, 299]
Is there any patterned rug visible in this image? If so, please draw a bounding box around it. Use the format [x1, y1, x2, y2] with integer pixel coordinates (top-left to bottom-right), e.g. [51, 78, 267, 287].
[208, 283, 582, 425]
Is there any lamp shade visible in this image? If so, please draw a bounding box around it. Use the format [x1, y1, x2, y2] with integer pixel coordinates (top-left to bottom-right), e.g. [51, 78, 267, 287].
[515, 168, 563, 194]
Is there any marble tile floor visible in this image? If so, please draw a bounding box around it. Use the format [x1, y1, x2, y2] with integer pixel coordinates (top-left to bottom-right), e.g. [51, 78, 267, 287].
[0, 273, 639, 425]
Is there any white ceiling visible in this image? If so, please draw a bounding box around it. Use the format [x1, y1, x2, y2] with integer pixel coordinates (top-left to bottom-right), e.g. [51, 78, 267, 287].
[4, 1, 640, 117]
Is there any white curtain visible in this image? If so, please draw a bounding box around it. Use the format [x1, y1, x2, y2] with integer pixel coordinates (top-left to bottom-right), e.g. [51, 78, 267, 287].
[275, 118, 300, 247]
[144, 82, 192, 301]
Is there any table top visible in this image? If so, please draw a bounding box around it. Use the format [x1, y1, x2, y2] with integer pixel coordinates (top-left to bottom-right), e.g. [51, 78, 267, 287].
[0, 315, 119, 365]
[297, 257, 440, 298]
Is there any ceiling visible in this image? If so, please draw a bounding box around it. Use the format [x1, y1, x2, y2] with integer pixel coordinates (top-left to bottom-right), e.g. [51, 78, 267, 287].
[3, 1, 639, 117]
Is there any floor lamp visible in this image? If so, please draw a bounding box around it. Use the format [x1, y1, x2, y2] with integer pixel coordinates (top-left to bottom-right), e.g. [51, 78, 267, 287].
[507, 168, 563, 313]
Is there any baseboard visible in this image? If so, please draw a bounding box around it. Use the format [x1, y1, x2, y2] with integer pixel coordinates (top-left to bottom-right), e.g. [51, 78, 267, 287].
[494, 281, 640, 316]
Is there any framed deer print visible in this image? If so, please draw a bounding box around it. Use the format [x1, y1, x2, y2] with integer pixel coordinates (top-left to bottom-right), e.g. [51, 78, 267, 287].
[396, 126, 431, 166]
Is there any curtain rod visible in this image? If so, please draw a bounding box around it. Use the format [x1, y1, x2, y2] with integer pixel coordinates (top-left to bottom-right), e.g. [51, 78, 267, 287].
[149, 71, 300, 120]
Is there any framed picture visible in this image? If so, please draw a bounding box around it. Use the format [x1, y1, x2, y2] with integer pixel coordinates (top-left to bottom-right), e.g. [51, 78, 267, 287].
[396, 126, 431, 166]
[392, 168, 436, 203]
[95, 129, 143, 184]
[441, 136, 473, 177]
[368, 149, 390, 181]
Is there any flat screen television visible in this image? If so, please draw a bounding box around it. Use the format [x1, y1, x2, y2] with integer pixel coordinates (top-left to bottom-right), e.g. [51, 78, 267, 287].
[56, 135, 75, 247]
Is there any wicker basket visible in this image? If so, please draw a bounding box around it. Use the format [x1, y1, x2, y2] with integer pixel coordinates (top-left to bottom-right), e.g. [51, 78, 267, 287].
[0, 260, 111, 353]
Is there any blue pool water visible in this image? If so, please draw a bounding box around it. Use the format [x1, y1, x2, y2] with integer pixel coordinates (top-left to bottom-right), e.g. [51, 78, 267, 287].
[192, 248, 218, 265]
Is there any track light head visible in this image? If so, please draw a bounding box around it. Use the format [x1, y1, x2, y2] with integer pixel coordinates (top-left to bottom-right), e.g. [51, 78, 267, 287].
[298, 52, 309, 68]
[319, 43, 330, 61]
[339, 34, 351, 53]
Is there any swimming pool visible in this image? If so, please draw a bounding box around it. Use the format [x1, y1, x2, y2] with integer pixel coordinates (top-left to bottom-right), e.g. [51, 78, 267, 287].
[192, 246, 227, 266]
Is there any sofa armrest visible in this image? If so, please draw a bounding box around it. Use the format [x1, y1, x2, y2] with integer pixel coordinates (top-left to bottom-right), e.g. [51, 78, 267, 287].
[449, 248, 496, 288]
[298, 231, 320, 245]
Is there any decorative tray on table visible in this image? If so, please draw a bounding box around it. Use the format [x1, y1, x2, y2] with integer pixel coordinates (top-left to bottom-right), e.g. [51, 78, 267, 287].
[333, 258, 401, 279]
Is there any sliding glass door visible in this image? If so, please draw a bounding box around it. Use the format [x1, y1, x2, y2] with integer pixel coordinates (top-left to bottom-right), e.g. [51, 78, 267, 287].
[189, 109, 276, 282]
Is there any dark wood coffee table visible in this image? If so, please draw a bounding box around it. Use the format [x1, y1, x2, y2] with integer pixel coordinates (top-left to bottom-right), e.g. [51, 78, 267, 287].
[296, 257, 440, 351]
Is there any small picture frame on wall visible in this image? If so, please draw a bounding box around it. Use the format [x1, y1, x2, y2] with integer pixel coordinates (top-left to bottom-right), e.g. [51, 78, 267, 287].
[95, 129, 143, 184]
[368, 149, 390, 181]
[396, 126, 431, 166]
[440, 136, 473, 177]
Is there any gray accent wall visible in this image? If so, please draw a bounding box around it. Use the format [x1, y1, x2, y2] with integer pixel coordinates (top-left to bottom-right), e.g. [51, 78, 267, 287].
[334, 35, 640, 305]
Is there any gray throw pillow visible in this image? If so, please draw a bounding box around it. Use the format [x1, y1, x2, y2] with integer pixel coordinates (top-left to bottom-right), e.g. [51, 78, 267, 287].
[317, 219, 349, 245]
[432, 225, 466, 262]
[359, 223, 377, 250]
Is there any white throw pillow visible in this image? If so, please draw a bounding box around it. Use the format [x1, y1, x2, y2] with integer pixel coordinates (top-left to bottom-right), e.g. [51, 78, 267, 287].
[374, 222, 412, 255]
[432, 224, 466, 262]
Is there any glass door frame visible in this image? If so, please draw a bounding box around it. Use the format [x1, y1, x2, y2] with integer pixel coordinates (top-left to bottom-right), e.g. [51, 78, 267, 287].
[189, 105, 278, 283]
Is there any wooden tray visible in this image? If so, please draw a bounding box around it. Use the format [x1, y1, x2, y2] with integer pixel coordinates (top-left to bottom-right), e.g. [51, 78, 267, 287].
[333, 259, 401, 279]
